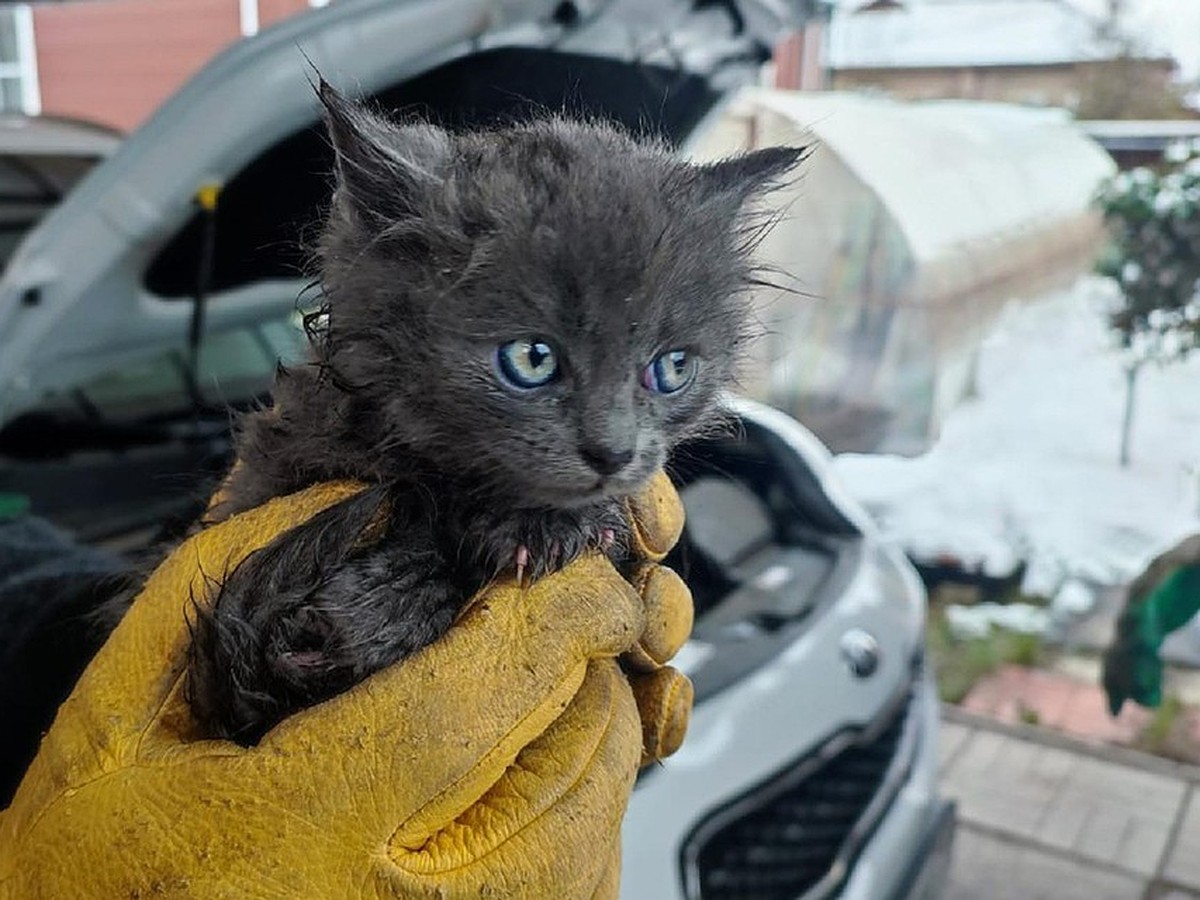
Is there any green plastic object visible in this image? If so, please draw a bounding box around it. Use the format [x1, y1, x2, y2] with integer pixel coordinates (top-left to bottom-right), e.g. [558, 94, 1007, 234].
[0, 493, 30, 520]
[1103, 563, 1200, 714]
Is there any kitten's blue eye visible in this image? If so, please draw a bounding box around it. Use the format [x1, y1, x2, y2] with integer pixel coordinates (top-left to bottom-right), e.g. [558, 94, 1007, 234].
[496, 339, 559, 389]
[643, 349, 696, 394]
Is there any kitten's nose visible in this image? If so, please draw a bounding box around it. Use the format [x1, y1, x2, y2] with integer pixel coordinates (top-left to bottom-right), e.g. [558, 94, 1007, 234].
[580, 444, 634, 476]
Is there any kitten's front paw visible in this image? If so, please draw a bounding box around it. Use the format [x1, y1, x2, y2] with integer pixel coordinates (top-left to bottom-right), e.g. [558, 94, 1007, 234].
[479, 504, 627, 586]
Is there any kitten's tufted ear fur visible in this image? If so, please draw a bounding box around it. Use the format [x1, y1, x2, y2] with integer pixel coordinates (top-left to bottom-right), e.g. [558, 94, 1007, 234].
[697, 145, 810, 207]
[317, 79, 451, 221]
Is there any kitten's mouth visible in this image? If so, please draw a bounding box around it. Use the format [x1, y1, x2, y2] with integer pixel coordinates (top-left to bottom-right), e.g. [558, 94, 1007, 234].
[507, 461, 659, 509]
[521, 476, 632, 509]
[559, 479, 610, 503]
[585, 471, 653, 501]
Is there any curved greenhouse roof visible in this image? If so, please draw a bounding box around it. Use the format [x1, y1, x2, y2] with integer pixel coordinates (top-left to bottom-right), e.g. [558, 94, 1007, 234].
[744, 89, 1115, 265]
[686, 88, 1117, 453]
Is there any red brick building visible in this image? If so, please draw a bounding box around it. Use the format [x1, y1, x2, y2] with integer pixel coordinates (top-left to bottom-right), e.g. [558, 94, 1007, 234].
[770, 21, 828, 92]
[0, 0, 327, 132]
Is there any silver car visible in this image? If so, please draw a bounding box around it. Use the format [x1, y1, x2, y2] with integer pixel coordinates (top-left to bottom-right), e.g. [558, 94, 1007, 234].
[627, 396, 952, 899]
[0, 1, 953, 896]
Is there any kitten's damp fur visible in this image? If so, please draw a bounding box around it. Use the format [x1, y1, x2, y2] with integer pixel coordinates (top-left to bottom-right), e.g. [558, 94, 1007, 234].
[186, 82, 805, 742]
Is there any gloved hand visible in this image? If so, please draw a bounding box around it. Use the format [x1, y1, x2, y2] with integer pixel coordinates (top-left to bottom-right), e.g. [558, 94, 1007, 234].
[0, 473, 694, 899]
[1102, 534, 1200, 715]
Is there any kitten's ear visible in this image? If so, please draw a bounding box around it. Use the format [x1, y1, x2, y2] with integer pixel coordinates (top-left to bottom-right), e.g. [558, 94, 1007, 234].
[317, 79, 450, 218]
[697, 145, 810, 206]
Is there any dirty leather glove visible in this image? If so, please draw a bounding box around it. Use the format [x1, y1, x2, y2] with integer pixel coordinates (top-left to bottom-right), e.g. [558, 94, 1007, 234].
[0, 472, 693, 899]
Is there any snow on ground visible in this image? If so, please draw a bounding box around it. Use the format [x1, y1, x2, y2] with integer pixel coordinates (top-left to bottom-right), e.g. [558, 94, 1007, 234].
[831, 277, 1200, 599]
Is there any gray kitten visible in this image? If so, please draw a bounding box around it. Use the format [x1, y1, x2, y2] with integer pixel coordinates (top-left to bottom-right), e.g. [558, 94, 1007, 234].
[186, 83, 804, 743]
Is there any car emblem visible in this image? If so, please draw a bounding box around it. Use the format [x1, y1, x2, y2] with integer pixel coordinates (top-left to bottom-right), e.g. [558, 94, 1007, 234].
[840, 629, 881, 678]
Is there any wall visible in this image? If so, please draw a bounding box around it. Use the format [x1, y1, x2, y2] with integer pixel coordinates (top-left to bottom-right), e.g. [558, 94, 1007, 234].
[33, 0, 313, 133]
[258, 0, 309, 29]
[772, 22, 826, 91]
[830, 57, 1176, 114]
[832, 63, 1083, 108]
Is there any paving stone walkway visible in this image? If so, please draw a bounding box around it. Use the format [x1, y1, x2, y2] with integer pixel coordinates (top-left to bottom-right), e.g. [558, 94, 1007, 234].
[940, 708, 1200, 899]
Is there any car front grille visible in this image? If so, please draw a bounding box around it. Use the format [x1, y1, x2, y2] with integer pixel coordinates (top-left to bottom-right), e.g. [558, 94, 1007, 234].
[681, 685, 918, 900]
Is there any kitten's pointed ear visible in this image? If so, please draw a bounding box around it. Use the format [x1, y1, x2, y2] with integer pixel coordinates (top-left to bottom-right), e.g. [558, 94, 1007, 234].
[697, 145, 810, 206]
[316, 79, 450, 218]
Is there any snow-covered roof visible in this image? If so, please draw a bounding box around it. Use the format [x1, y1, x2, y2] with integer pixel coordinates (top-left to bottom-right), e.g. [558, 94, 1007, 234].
[830, 0, 1128, 70]
[1078, 120, 1200, 140]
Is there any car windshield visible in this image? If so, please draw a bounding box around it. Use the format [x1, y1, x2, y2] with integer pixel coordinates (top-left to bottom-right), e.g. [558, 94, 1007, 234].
[21, 314, 307, 424]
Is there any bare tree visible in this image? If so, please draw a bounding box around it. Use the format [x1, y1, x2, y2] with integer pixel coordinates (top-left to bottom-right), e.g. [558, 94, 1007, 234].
[1076, 0, 1190, 120]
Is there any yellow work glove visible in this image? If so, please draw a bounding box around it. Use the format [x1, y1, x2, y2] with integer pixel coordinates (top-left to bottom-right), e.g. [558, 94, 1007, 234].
[0, 473, 694, 899]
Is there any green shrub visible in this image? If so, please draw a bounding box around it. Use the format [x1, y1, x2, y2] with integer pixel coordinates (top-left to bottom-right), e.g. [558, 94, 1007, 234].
[1095, 150, 1200, 361]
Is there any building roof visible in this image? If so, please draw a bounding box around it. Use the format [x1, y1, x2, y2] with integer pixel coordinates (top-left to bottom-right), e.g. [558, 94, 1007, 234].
[1076, 118, 1200, 153]
[829, 0, 1164, 71]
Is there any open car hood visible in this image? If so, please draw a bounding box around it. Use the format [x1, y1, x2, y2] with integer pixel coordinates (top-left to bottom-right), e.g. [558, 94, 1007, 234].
[0, 0, 814, 425]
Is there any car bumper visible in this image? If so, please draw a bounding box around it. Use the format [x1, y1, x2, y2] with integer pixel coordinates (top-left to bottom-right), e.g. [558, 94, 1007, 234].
[888, 799, 957, 900]
[623, 670, 953, 899]
[840, 676, 955, 900]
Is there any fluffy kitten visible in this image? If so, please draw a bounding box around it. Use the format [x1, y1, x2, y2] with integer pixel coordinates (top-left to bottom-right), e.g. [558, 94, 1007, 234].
[187, 83, 804, 743]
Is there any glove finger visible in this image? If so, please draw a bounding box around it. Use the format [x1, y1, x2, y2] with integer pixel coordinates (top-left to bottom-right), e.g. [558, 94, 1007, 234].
[261, 555, 645, 834]
[622, 563, 694, 672]
[1101, 646, 1130, 716]
[629, 666, 693, 765]
[625, 471, 685, 563]
[374, 659, 641, 897]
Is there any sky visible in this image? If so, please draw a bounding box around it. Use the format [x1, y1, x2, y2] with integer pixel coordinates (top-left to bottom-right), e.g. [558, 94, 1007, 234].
[1071, 0, 1200, 80]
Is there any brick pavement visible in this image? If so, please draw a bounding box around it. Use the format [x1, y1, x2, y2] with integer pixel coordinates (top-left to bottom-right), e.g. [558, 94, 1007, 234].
[961, 663, 1154, 743]
[940, 710, 1200, 899]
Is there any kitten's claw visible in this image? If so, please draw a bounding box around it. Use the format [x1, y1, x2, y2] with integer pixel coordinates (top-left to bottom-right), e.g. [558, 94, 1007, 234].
[515, 544, 530, 587]
[600, 528, 615, 550]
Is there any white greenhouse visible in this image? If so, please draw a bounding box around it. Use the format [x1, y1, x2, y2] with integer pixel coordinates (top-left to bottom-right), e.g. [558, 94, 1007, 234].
[686, 88, 1117, 453]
